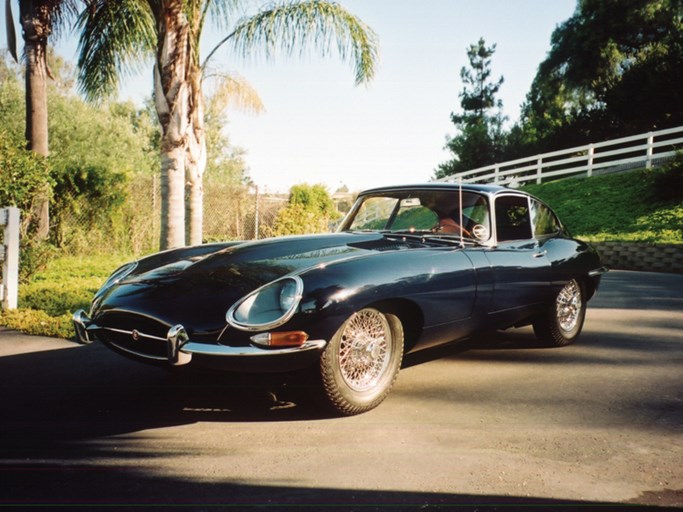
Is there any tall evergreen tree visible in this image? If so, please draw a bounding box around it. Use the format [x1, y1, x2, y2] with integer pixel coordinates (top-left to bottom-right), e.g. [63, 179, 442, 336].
[436, 38, 505, 180]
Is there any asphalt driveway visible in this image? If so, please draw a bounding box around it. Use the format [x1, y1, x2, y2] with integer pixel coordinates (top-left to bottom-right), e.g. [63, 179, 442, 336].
[0, 270, 681, 511]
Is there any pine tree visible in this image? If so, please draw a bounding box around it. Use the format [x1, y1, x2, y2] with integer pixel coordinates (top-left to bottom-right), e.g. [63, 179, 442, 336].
[436, 38, 505, 179]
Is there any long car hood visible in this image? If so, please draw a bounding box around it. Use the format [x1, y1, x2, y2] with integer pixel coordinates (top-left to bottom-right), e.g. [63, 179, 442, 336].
[92, 232, 412, 333]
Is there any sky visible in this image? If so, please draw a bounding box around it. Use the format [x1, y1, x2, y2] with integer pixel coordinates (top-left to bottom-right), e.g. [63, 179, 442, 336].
[2, 0, 577, 194]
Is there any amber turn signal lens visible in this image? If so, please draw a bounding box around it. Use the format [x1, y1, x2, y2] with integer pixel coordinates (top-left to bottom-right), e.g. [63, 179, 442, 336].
[250, 331, 309, 348]
[270, 331, 309, 347]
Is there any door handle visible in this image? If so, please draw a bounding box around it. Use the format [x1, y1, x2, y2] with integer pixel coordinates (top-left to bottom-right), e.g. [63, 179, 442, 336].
[533, 250, 548, 258]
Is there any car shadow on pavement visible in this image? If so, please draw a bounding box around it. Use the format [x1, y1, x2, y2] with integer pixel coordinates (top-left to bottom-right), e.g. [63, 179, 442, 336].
[0, 341, 332, 431]
[0, 326, 580, 435]
[2, 465, 679, 512]
[1, 337, 681, 509]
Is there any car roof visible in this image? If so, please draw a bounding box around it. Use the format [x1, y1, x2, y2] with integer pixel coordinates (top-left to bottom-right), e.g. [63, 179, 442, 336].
[358, 182, 521, 197]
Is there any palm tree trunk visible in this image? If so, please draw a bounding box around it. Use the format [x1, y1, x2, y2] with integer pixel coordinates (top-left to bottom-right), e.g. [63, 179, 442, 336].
[21, 6, 50, 240]
[185, 160, 204, 246]
[185, 67, 206, 246]
[24, 41, 49, 156]
[154, 2, 191, 250]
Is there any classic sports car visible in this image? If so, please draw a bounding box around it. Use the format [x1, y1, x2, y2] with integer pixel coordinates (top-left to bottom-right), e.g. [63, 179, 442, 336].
[74, 183, 607, 415]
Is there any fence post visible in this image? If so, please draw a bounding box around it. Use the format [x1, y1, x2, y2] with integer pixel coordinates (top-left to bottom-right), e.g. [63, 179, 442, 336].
[587, 144, 594, 177]
[1, 207, 20, 311]
[494, 164, 500, 185]
[536, 156, 543, 184]
[646, 132, 654, 169]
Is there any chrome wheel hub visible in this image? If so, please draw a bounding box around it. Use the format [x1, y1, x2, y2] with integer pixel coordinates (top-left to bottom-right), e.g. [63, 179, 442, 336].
[338, 309, 391, 392]
[556, 280, 582, 332]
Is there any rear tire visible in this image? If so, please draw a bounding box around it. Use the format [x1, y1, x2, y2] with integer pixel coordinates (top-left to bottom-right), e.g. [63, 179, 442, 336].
[320, 308, 404, 415]
[533, 279, 586, 347]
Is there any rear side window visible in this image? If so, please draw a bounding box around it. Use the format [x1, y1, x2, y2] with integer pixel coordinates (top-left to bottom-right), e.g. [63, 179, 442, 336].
[530, 199, 561, 237]
[495, 195, 532, 241]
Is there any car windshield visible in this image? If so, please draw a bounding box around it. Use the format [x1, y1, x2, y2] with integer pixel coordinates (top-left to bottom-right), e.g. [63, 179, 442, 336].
[340, 190, 491, 241]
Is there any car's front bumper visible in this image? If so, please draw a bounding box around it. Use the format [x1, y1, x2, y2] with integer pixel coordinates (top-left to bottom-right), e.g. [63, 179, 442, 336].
[72, 310, 327, 373]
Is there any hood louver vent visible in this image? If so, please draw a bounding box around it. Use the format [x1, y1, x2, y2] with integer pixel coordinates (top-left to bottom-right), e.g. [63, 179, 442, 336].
[347, 239, 413, 252]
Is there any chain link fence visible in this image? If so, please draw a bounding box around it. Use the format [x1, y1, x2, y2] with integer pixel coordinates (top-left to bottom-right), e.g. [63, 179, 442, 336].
[53, 174, 287, 256]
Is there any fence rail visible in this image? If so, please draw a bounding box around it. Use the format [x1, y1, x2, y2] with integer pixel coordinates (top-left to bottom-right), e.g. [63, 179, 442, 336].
[1, 207, 19, 310]
[437, 125, 683, 186]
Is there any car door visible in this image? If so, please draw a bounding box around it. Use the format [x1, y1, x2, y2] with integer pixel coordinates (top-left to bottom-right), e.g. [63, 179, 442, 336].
[484, 193, 551, 318]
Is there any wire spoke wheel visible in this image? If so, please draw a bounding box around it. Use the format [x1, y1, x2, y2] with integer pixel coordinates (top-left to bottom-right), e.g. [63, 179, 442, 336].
[338, 309, 391, 392]
[556, 279, 582, 333]
[320, 307, 404, 415]
[533, 279, 586, 347]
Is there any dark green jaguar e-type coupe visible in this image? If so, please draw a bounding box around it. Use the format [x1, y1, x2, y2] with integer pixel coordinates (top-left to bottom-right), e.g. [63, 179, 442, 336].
[74, 183, 606, 415]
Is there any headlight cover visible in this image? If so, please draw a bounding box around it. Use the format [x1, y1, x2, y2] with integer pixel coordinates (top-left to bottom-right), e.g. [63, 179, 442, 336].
[96, 261, 138, 296]
[226, 276, 304, 332]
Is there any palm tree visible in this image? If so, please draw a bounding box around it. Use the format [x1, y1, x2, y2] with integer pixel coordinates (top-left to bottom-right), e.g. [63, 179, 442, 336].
[5, 0, 79, 238]
[77, 0, 378, 250]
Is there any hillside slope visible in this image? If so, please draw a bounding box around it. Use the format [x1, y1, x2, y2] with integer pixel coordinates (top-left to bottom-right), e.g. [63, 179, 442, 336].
[522, 168, 683, 243]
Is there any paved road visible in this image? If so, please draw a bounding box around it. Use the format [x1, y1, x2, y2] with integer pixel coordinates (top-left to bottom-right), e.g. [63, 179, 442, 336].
[0, 270, 682, 511]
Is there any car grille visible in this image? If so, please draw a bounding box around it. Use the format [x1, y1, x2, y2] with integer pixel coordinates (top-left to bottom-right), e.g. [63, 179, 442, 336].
[95, 312, 170, 361]
[98, 328, 168, 360]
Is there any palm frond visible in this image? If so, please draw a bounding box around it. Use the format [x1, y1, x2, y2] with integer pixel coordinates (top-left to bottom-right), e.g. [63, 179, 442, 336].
[76, 0, 156, 102]
[5, 0, 17, 62]
[46, 0, 81, 40]
[206, 0, 379, 85]
[207, 0, 247, 30]
[205, 71, 265, 115]
[6, 0, 81, 61]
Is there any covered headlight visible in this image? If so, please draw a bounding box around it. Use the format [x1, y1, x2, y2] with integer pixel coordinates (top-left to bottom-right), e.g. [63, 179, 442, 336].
[226, 276, 304, 331]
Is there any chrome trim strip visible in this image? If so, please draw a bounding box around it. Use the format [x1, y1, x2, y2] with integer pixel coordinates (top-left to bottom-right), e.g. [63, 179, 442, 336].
[102, 327, 167, 342]
[588, 266, 609, 277]
[182, 339, 326, 357]
[107, 339, 325, 362]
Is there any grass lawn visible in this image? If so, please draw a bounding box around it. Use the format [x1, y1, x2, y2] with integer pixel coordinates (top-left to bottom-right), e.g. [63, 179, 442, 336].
[522, 168, 683, 243]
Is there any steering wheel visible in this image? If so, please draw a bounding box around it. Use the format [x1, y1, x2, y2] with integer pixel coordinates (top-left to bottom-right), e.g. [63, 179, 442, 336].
[432, 218, 472, 238]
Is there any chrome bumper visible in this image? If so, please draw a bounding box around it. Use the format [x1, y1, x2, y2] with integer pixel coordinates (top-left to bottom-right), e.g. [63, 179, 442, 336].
[588, 266, 609, 277]
[72, 309, 326, 370]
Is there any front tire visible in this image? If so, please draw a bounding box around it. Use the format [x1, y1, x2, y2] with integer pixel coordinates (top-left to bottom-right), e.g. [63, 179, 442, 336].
[533, 279, 586, 347]
[320, 308, 404, 415]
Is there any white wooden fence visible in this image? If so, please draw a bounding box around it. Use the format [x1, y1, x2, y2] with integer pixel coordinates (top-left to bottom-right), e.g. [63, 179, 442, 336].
[1, 207, 20, 310]
[437, 125, 683, 186]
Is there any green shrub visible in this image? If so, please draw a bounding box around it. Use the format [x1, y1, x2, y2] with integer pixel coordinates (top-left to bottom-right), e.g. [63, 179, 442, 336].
[0, 130, 52, 220]
[19, 240, 59, 283]
[267, 184, 340, 236]
[19, 254, 132, 315]
[19, 281, 97, 316]
[0, 309, 74, 340]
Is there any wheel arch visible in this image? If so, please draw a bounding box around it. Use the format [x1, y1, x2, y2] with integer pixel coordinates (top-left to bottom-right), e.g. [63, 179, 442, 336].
[365, 298, 424, 352]
[580, 274, 596, 301]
